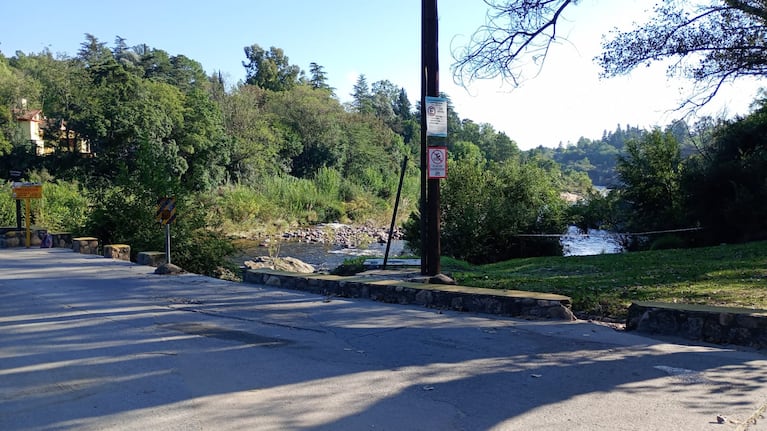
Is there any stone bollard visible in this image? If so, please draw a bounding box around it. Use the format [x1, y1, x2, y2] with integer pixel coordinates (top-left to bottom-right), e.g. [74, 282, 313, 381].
[50, 232, 73, 248]
[137, 251, 166, 267]
[72, 237, 99, 254]
[104, 244, 131, 261]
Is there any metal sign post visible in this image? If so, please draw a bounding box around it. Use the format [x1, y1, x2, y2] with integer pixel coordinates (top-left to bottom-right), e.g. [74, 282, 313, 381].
[10, 171, 22, 229]
[156, 197, 177, 265]
[165, 224, 172, 265]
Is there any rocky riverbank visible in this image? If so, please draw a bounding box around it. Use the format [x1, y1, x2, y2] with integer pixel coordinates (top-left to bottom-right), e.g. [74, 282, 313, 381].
[269, 223, 405, 249]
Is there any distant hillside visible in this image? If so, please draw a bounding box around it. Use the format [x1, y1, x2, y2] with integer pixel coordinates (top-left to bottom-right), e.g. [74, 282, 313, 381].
[529, 122, 697, 187]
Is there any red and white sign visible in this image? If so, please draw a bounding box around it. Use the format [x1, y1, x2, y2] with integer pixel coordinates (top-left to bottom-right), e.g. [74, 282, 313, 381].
[427, 147, 447, 179]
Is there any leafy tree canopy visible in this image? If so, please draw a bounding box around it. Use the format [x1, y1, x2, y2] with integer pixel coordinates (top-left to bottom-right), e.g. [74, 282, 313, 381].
[243, 44, 302, 91]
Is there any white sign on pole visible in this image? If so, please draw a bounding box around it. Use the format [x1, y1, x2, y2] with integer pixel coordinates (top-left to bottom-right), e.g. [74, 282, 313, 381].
[425, 96, 448, 137]
[427, 147, 448, 179]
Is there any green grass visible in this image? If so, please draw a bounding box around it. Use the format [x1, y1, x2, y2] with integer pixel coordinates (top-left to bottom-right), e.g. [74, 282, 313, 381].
[444, 242, 767, 320]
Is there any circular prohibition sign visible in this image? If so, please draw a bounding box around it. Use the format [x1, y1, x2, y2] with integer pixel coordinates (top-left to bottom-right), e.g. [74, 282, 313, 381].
[430, 149, 444, 165]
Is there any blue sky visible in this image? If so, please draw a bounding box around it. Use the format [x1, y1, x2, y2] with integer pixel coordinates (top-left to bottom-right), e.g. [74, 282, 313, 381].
[1, 0, 763, 149]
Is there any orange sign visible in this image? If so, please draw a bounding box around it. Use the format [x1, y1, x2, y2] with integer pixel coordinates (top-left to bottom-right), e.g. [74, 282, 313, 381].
[12, 184, 43, 199]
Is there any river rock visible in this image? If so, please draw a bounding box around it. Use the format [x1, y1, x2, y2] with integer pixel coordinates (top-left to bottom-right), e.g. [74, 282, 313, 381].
[429, 273, 457, 285]
[275, 223, 404, 248]
[154, 263, 185, 275]
[244, 256, 315, 273]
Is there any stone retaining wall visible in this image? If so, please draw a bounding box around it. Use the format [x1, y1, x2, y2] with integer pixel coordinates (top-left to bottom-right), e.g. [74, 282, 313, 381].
[0, 228, 73, 248]
[627, 301, 767, 349]
[243, 269, 575, 321]
[0, 229, 45, 248]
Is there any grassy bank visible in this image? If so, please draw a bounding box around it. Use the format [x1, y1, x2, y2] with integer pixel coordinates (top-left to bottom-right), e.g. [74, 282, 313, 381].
[444, 241, 767, 320]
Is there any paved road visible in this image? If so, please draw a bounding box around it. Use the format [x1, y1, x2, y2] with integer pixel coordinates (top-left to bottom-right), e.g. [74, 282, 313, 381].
[1, 248, 766, 431]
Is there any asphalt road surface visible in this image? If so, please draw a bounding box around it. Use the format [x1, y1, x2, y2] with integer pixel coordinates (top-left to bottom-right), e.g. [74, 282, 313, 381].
[1, 248, 766, 430]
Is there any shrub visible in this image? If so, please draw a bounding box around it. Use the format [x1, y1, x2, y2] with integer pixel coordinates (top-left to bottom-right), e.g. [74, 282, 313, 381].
[218, 185, 263, 224]
[38, 180, 89, 232]
[650, 235, 686, 250]
[0, 184, 15, 226]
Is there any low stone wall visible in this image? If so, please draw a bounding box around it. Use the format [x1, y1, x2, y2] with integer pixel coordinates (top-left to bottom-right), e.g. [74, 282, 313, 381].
[627, 301, 767, 349]
[0, 229, 45, 248]
[243, 269, 575, 321]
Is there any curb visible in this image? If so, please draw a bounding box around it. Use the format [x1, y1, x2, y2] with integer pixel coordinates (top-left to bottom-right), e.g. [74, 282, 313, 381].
[242, 269, 575, 321]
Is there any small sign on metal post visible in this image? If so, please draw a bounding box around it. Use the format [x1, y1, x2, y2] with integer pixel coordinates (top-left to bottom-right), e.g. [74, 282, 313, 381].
[155, 197, 176, 264]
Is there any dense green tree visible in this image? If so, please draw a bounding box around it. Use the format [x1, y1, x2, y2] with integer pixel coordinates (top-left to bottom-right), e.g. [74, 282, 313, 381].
[370, 79, 400, 128]
[454, 119, 480, 150]
[340, 112, 405, 181]
[567, 189, 626, 231]
[451, 140, 484, 165]
[217, 84, 284, 182]
[243, 44, 302, 91]
[471, 123, 520, 163]
[393, 88, 412, 121]
[174, 86, 228, 191]
[77, 33, 111, 70]
[350, 74, 374, 115]
[308, 62, 333, 93]
[0, 53, 39, 156]
[439, 157, 567, 263]
[682, 101, 767, 243]
[616, 129, 685, 231]
[266, 84, 346, 177]
[440, 157, 492, 261]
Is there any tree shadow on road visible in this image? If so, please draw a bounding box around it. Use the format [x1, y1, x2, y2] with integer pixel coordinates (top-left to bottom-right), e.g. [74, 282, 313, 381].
[1, 249, 766, 430]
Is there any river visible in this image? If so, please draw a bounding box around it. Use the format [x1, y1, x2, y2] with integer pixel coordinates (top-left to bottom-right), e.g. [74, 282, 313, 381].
[237, 239, 408, 272]
[237, 226, 622, 271]
[560, 225, 624, 256]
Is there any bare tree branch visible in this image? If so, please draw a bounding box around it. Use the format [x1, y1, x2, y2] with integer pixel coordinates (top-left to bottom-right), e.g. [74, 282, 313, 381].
[454, 0, 767, 113]
[599, 1, 767, 111]
[452, 0, 578, 87]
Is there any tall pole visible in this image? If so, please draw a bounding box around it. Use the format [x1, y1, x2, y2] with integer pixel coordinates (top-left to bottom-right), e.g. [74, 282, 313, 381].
[421, 0, 441, 276]
[419, 0, 429, 275]
[384, 156, 408, 270]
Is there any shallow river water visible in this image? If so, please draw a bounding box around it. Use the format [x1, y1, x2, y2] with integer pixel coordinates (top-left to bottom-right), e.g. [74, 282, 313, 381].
[560, 226, 624, 256]
[239, 226, 623, 271]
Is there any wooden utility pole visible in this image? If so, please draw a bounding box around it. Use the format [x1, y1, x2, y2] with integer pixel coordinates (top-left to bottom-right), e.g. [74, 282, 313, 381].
[421, 0, 441, 276]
